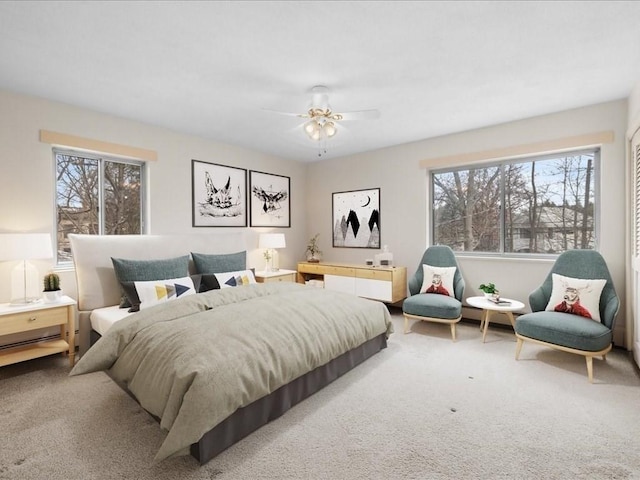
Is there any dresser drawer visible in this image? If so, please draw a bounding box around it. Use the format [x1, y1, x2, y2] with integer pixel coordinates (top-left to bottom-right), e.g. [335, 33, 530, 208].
[0, 306, 68, 336]
[355, 268, 393, 281]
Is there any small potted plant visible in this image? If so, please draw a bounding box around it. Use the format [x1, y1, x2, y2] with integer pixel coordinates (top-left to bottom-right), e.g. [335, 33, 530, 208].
[43, 272, 62, 303]
[479, 282, 499, 299]
[306, 233, 322, 263]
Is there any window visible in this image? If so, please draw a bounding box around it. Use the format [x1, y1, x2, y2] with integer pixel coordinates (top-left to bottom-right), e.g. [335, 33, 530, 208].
[55, 148, 145, 264]
[431, 148, 598, 255]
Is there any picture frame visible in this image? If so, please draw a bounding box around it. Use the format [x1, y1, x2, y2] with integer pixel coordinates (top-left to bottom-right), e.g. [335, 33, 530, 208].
[249, 170, 291, 227]
[191, 159, 247, 227]
[332, 188, 380, 248]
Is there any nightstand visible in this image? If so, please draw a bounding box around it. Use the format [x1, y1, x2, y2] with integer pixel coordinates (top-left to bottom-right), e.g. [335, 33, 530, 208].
[0, 296, 76, 368]
[254, 269, 297, 284]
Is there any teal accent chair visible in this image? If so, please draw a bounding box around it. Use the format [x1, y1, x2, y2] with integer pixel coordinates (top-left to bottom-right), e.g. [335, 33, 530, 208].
[402, 246, 465, 340]
[514, 250, 619, 383]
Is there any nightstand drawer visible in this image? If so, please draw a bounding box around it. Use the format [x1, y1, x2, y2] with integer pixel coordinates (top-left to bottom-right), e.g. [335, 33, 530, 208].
[262, 273, 295, 283]
[0, 306, 68, 336]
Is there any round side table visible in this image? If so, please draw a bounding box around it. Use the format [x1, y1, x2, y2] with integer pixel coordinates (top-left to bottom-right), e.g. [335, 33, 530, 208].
[466, 296, 525, 343]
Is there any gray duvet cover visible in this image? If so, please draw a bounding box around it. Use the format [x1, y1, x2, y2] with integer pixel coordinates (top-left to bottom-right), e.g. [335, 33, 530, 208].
[70, 282, 393, 461]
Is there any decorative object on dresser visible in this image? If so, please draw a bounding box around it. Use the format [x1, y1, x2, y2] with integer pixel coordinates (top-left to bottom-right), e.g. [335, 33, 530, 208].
[332, 188, 380, 248]
[258, 233, 286, 272]
[191, 159, 247, 227]
[0, 233, 53, 305]
[0, 295, 76, 368]
[297, 261, 406, 304]
[305, 233, 322, 262]
[254, 269, 297, 284]
[249, 170, 290, 227]
[42, 272, 63, 303]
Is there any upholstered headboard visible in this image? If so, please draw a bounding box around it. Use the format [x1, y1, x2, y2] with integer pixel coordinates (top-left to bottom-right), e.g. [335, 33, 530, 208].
[69, 232, 246, 355]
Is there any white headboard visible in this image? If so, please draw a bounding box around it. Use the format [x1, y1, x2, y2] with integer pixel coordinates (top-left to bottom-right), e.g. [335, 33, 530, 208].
[69, 232, 247, 312]
[69, 232, 246, 356]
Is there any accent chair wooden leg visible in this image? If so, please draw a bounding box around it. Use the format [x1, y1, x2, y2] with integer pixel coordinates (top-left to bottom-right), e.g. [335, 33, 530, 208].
[586, 356, 594, 383]
[404, 316, 409, 334]
[515, 337, 523, 360]
[450, 323, 456, 342]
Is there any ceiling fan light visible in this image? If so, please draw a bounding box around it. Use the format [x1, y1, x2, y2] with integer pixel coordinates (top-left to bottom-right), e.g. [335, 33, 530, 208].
[303, 120, 318, 137]
[323, 121, 337, 138]
[310, 129, 322, 141]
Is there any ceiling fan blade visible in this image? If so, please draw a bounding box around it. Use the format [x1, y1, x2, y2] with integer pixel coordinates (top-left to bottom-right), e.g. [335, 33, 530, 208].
[262, 108, 309, 119]
[335, 109, 381, 121]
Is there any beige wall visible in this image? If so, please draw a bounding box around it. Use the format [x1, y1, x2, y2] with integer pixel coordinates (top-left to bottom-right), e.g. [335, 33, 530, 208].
[0, 89, 307, 304]
[0, 88, 632, 348]
[307, 100, 629, 346]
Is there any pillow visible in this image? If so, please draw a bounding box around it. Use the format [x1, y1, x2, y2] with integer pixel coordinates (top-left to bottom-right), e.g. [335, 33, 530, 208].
[545, 273, 606, 322]
[122, 275, 202, 312]
[129, 276, 196, 312]
[215, 269, 257, 288]
[112, 255, 190, 308]
[193, 274, 221, 293]
[420, 264, 456, 297]
[191, 251, 246, 274]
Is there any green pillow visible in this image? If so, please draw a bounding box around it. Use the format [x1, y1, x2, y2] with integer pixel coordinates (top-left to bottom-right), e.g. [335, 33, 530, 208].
[191, 251, 246, 274]
[111, 255, 190, 308]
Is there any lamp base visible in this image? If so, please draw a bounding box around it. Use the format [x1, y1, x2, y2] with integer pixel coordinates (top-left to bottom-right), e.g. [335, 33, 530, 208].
[9, 297, 43, 306]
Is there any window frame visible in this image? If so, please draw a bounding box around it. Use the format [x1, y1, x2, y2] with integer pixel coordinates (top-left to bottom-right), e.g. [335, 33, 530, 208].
[429, 147, 601, 258]
[53, 147, 147, 266]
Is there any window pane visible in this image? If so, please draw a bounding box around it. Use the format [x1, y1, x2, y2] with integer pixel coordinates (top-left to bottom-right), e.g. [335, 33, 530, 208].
[56, 154, 99, 262]
[504, 154, 595, 254]
[432, 149, 597, 255]
[433, 166, 501, 252]
[104, 161, 142, 235]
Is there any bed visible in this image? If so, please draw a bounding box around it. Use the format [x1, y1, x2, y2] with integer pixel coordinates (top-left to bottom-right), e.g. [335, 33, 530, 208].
[68, 233, 393, 464]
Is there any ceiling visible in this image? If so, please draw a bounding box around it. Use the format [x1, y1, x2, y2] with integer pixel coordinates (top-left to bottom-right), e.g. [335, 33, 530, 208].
[1, 1, 640, 162]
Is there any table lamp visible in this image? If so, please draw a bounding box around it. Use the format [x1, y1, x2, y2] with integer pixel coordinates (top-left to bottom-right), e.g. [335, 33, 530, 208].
[0, 233, 53, 304]
[258, 233, 286, 272]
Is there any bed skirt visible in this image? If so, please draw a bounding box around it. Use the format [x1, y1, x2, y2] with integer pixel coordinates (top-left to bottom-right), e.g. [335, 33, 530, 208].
[93, 329, 387, 465]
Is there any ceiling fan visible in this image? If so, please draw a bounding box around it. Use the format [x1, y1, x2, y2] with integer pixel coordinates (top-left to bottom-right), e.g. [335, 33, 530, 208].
[268, 85, 380, 148]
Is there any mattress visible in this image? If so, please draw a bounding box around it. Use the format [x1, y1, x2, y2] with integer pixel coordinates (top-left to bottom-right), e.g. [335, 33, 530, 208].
[90, 305, 133, 336]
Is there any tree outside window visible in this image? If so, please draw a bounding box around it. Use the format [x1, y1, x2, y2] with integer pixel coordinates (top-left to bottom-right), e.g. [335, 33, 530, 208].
[55, 150, 144, 264]
[432, 149, 597, 255]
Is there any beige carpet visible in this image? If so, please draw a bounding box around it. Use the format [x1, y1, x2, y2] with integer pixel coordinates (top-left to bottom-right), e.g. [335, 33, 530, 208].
[1, 310, 640, 480]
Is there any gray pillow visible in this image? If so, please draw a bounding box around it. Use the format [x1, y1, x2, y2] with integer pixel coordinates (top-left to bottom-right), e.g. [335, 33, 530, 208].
[111, 255, 190, 308]
[191, 251, 246, 274]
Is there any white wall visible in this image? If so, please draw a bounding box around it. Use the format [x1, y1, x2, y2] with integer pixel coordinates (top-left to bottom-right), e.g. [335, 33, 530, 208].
[0, 89, 631, 348]
[0, 89, 307, 304]
[307, 100, 629, 346]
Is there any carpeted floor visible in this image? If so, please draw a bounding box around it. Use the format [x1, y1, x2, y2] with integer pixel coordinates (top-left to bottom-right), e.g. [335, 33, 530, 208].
[1, 310, 640, 480]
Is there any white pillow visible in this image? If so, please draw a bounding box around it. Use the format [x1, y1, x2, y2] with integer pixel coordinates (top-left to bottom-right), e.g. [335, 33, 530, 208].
[420, 265, 456, 298]
[545, 273, 606, 322]
[134, 276, 196, 310]
[215, 269, 257, 288]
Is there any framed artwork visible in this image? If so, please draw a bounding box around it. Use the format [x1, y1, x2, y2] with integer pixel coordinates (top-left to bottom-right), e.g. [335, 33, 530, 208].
[332, 188, 380, 248]
[191, 159, 247, 227]
[249, 170, 291, 227]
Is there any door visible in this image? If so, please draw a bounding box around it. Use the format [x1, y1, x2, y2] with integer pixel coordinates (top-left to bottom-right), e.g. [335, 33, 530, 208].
[631, 128, 640, 368]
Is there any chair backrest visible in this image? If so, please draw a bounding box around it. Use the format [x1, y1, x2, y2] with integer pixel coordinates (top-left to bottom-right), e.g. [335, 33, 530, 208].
[408, 245, 464, 301]
[530, 249, 619, 329]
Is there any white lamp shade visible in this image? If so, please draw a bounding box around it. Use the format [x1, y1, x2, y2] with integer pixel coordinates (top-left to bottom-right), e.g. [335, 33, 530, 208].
[0, 233, 53, 261]
[259, 233, 286, 249]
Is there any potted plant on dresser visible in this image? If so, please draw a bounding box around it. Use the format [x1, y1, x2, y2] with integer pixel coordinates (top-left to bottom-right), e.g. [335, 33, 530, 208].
[306, 234, 322, 263]
[43, 272, 62, 303]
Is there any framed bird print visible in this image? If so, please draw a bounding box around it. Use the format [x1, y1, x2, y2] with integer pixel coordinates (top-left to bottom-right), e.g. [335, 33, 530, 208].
[192, 159, 247, 227]
[249, 170, 291, 227]
[332, 188, 380, 248]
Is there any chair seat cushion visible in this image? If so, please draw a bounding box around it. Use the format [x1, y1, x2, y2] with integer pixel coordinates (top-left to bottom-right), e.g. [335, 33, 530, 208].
[403, 293, 462, 319]
[515, 311, 612, 352]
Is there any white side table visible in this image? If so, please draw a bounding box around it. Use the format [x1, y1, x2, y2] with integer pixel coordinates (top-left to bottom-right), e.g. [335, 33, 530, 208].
[0, 295, 76, 367]
[466, 296, 525, 343]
